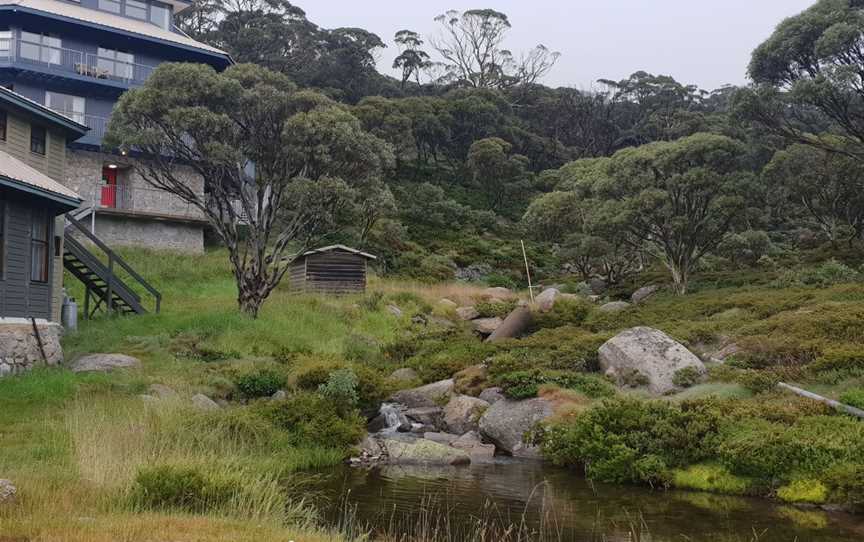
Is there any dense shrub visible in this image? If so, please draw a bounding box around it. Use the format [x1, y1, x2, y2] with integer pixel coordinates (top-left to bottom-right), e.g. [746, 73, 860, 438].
[234, 369, 286, 399]
[839, 388, 864, 410]
[474, 299, 518, 318]
[495, 369, 614, 400]
[671, 464, 752, 495]
[318, 368, 359, 409]
[673, 367, 703, 388]
[717, 230, 772, 269]
[773, 259, 861, 288]
[133, 465, 236, 513]
[717, 416, 864, 483]
[404, 331, 496, 382]
[539, 398, 723, 485]
[487, 327, 608, 376]
[264, 391, 365, 449]
[777, 479, 828, 504]
[531, 297, 593, 330]
[825, 463, 864, 512]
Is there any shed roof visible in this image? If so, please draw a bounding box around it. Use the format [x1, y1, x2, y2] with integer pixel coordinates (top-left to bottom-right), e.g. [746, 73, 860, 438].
[0, 85, 89, 139]
[302, 245, 377, 260]
[0, 0, 230, 58]
[0, 148, 82, 208]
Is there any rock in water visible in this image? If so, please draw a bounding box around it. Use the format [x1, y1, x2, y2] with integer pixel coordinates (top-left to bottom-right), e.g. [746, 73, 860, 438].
[473, 317, 503, 335]
[598, 327, 705, 395]
[390, 379, 454, 408]
[535, 288, 560, 312]
[486, 308, 533, 343]
[479, 398, 553, 458]
[0, 479, 16, 504]
[598, 301, 631, 313]
[423, 432, 460, 445]
[443, 395, 490, 434]
[451, 431, 496, 461]
[69, 353, 140, 373]
[631, 285, 660, 304]
[404, 407, 444, 428]
[382, 438, 471, 466]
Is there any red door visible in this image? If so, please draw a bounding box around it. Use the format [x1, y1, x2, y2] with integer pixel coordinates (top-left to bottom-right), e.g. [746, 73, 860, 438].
[101, 166, 117, 207]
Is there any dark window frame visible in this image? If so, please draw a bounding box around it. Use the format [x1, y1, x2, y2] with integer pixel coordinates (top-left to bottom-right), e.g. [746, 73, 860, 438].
[30, 124, 46, 155]
[0, 110, 6, 141]
[30, 210, 50, 283]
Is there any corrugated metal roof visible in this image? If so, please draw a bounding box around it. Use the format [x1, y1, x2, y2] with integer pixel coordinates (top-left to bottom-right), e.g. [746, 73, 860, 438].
[1, 0, 229, 57]
[0, 148, 82, 202]
[303, 245, 378, 260]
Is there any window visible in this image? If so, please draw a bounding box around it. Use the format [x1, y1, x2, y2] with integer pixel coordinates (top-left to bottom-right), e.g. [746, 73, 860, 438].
[97, 47, 134, 80]
[98, 0, 121, 14]
[30, 125, 46, 155]
[19, 32, 61, 65]
[0, 111, 6, 141]
[150, 4, 170, 29]
[0, 30, 11, 59]
[46, 91, 85, 124]
[125, 0, 147, 19]
[30, 211, 49, 283]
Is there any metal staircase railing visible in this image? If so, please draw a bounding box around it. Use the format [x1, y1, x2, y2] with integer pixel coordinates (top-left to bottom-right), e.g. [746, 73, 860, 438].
[63, 213, 161, 318]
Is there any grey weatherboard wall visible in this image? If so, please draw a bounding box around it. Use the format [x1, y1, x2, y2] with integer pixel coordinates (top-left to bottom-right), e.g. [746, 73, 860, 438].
[290, 248, 373, 293]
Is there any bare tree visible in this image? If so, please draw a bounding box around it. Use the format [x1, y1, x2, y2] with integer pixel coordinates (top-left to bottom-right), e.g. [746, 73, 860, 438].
[430, 9, 559, 88]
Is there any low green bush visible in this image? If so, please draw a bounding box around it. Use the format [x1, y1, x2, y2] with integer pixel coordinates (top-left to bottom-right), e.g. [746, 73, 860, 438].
[405, 332, 495, 382]
[671, 464, 752, 495]
[673, 367, 703, 388]
[777, 479, 828, 504]
[532, 297, 593, 330]
[487, 327, 608, 376]
[825, 463, 864, 512]
[234, 368, 286, 399]
[495, 369, 614, 400]
[773, 259, 861, 288]
[474, 299, 518, 318]
[264, 391, 365, 449]
[318, 368, 359, 410]
[839, 388, 864, 410]
[132, 465, 236, 513]
[539, 398, 722, 485]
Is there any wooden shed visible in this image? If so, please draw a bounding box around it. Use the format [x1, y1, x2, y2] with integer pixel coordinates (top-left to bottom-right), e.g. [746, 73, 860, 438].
[289, 245, 377, 294]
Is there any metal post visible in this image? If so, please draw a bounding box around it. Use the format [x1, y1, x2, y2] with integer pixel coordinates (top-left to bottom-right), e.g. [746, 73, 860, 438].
[83, 287, 90, 320]
[521, 240, 535, 303]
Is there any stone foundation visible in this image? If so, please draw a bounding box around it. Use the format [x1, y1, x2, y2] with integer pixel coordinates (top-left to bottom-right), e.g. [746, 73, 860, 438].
[91, 214, 204, 253]
[0, 319, 64, 378]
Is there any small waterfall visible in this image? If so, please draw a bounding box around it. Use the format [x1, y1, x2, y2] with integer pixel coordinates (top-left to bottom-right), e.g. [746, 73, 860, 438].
[378, 403, 408, 434]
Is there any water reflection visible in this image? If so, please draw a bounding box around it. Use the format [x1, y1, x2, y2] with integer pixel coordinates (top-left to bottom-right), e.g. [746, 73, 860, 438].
[315, 460, 863, 541]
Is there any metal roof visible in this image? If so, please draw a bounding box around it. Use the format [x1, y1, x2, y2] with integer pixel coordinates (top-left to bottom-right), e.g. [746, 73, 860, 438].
[0, 85, 89, 139]
[0, 148, 82, 207]
[1, 0, 229, 57]
[302, 245, 378, 260]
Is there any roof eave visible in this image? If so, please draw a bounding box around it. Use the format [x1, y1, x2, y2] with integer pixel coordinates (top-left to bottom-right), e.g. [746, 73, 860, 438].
[0, 175, 82, 210]
[0, 86, 89, 139]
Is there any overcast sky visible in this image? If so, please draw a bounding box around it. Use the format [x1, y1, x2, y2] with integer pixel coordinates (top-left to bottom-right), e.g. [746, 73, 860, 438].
[301, 0, 816, 91]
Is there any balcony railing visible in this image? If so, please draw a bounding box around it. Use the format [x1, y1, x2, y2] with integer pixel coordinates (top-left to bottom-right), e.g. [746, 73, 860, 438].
[0, 38, 153, 86]
[48, 109, 110, 140]
[89, 184, 205, 221]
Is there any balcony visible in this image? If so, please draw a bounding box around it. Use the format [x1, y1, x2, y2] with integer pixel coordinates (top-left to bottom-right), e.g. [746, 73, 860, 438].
[0, 37, 153, 87]
[86, 184, 206, 222]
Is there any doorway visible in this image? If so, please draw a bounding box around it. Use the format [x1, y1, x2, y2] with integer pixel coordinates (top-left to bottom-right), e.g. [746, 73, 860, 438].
[100, 165, 118, 208]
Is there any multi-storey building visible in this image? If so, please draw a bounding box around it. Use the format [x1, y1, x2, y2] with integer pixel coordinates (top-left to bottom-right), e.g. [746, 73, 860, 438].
[0, 0, 232, 252]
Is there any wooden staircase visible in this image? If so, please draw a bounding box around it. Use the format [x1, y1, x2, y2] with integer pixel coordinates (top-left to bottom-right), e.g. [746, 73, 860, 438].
[63, 213, 161, 318]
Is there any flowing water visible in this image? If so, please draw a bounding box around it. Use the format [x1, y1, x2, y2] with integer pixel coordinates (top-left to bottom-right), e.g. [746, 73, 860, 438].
[314, 460, 864, 541]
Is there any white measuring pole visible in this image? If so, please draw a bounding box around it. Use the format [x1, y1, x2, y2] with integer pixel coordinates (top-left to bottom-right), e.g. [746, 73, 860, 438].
[521, 240, 535, 303]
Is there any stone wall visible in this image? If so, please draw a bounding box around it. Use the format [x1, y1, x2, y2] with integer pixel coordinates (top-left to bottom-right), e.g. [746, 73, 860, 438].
[91, 214, 204, 253]
[0, 320, 63, 378]
[63, 149, 206, 253]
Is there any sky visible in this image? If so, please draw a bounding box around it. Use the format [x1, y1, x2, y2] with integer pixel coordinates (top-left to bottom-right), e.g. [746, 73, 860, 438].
[301, 0, 816, 91]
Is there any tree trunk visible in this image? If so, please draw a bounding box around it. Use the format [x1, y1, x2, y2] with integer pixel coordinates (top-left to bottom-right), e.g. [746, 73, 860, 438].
[668, 263, 689, 296]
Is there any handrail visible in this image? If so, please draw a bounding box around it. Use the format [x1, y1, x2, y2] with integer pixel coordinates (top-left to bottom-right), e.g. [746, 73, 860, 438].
[65, 213, 162, 313]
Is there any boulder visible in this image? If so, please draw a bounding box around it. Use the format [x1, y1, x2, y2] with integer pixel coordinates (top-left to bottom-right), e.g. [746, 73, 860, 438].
[389, 368, 419, 384]
[0, 479, 16, 504]
[442, 395, 490, 434]
[486, 308, 533, 343]
[386, 305, 403, 317]
[451, 431, 496, 461]
[631, 285, 660, 304]
[69, 353, 140, 373]
[271, 390, 287, 401]
[478, 387, 506, 405]
[535, 288, 560, 312]
[148, 384, 178, 399]
[456, 306, 480, 321]
[404, 407, 444, 428]
[473, 317, 503, 335]
[707, 343, 741, 363]
[598, 327, 705, 395]
[382, 438, 471, 466]
[479, 398, 553, 458]
[482, 287, 516, 300]
[191, 394, 220, 411]
[598, 301, 631, 313]
[359, 436, 384, 457]
[423, 432, 460, 445]
[588, 278, 607, 295]
[367, 413, 390, 433]
[438, 298, 458, 309]
[453, 365, 488, 396]
[391, 379, 454, 408]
